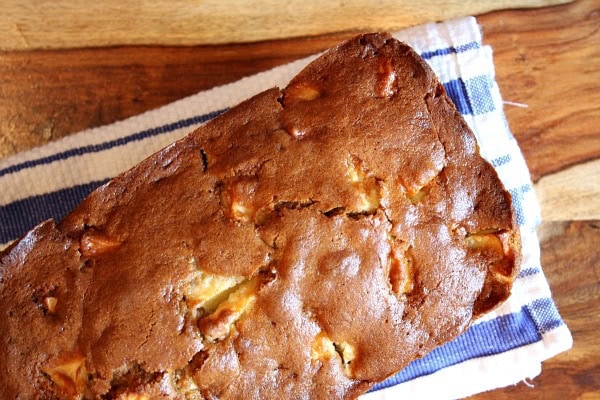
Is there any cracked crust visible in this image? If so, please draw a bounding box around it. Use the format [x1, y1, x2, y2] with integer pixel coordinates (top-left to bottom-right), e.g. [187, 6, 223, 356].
[0, 33, 520, 399]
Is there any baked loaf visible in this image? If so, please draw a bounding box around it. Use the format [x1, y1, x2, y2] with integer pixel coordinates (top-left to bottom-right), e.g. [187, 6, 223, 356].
[0, 33, 520, 399]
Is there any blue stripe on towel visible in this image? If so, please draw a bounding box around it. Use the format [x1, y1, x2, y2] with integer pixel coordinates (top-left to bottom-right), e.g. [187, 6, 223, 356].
[371, 300, 563, 391]
[443, 75, 496, 116]
[464, 75, 496, 115]
[525, 298, 564, 334]
[420, 41, 480, 60]
[519, 266, 542, 278]
[508, 184, 533, 226]
[0, 109, 227, 179]
[0, 179, 109, 243]
[491, 154, 512, 168]
[443, 79, 473, 115]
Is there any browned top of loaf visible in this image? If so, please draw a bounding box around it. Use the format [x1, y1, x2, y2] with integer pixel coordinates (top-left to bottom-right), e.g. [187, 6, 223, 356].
[0, 33, 520, 399]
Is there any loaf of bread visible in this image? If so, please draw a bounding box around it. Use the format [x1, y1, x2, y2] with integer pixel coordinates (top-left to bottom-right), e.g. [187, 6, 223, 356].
[0, 33, 520, 399]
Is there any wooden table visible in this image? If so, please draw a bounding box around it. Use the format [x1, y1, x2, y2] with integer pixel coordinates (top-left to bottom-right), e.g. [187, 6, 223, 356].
[1, 0, 598, 398]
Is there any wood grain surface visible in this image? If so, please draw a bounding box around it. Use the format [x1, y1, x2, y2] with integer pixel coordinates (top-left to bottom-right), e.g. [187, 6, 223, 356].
[1, 0, 570, 50]
[0, 0, 598, 398]
[535, 159, 600, 221]
[480, 0, 600, 181]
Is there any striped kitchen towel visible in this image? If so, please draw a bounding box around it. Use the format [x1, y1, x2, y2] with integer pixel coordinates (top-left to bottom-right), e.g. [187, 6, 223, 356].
[0, 17, 572, 399]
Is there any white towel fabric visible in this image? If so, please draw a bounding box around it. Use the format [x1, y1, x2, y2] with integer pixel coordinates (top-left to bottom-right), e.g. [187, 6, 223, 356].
[0, 16, 572, 399]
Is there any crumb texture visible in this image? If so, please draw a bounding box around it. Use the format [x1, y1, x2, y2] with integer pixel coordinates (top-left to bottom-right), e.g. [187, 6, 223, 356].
[0, 33, 519, 400]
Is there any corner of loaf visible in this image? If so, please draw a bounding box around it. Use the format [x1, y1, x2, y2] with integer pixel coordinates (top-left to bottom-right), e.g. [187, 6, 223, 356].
[0, 33, 520, 399]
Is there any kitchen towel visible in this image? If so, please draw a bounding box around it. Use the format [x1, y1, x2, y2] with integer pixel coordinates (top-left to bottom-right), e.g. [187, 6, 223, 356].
[0, 16, 572, 399]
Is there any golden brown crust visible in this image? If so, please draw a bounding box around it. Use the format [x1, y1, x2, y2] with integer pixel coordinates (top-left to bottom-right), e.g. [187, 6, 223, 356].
[0, 33, 520, 399]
